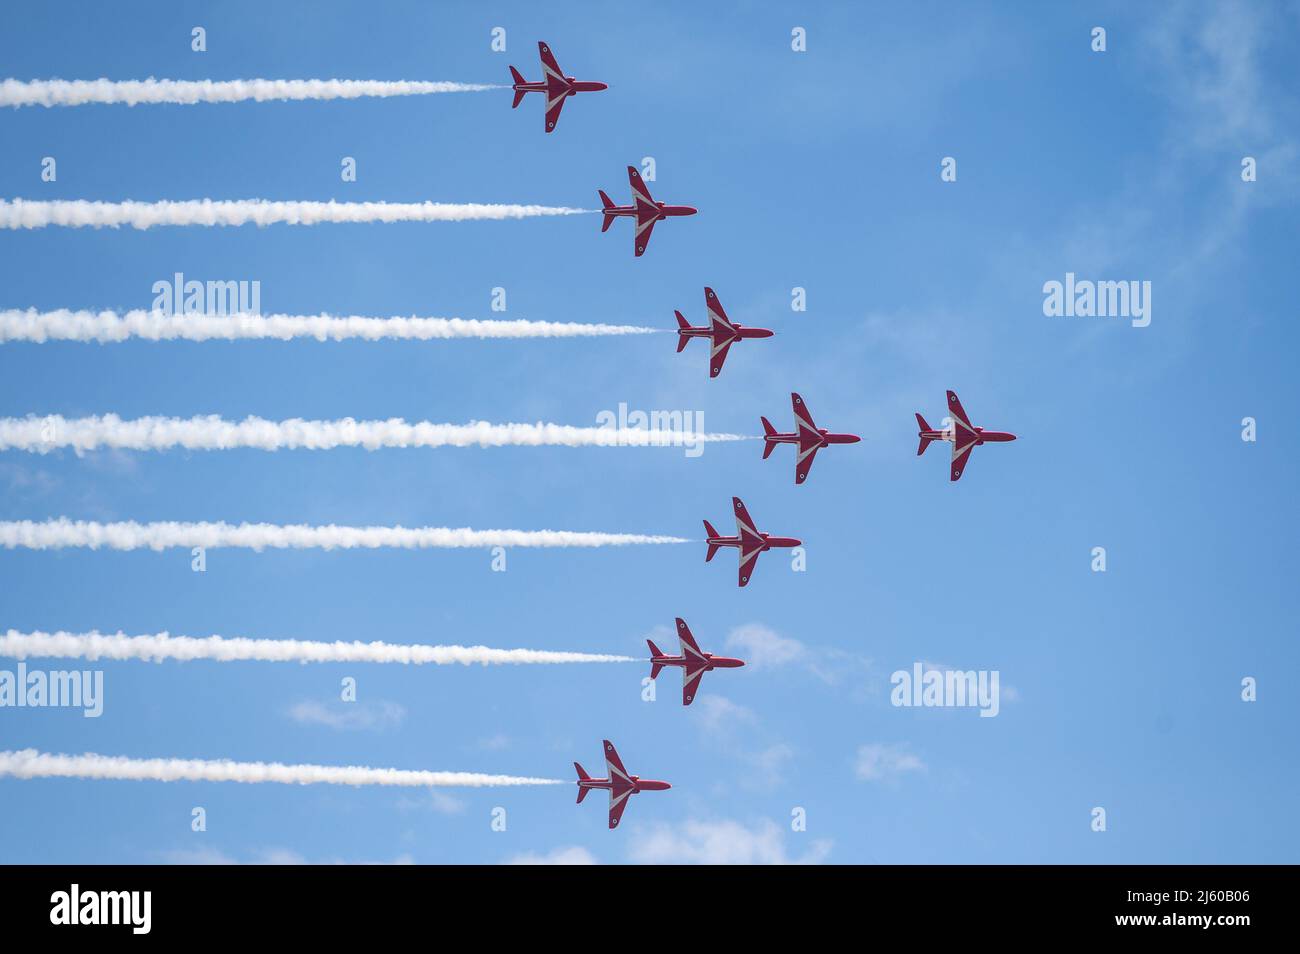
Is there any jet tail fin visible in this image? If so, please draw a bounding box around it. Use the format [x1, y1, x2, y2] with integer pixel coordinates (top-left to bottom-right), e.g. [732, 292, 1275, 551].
[674, 311, 690, 351]
[761, 416, 778, 459]
[703, 519, 720, 561]
[915, 413, 934, 456]
[574, 761, 590, 802]
[647, 640, 664, 679]
[599, 190, 616, 232]
[509, 67, 527, 108]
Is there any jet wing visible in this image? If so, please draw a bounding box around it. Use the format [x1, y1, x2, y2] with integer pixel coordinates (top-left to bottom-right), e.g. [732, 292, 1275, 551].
[733, 497, 758, 537]
[628, 165, 657, 205]
[603, 739, 629, 783]
[795, 445, 820, 485]
[709, 337, 733, 377]
[950, 436, 977, 481]
[946, 390, 979, 482]
[634, 216, 656, 257]
[792, 392, 818, 431]
[543, 90, 567, 133]
[608, 786, 633, 828]
[676, 618, 705, 658]
[792, 392, 821, 483]
[538, 42, 565, 83]
[603, 739, 634, 829]
[705, 287, 735, 329]
[733, 497, 763, 586]
[682, 663, 707, 705]
[946, 390, 973, 429]
[707, 288, 737, 376]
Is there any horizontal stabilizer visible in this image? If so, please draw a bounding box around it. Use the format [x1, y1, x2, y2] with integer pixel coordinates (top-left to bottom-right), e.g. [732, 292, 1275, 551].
[915, 413, 933, 456]
[761, 416, 778, 458]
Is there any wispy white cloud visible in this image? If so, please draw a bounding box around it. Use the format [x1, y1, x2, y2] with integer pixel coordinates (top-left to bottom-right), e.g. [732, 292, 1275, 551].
[286, 700, 406, 732]
[693, 695, 757, 738]
[725, 622, 871, 688]
[628, 819, 831, 865]
[854, 743, 926, 784]
[160, 845, 415, 865]
[504, 846, 598, 866]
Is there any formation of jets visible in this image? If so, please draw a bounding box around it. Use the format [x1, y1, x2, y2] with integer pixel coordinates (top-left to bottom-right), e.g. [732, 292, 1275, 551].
[511, 42, 1020, 828]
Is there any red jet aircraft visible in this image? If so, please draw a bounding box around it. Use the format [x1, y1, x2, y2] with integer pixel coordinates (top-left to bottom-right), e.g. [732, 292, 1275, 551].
[647, 618, 746, 706]
[509, 41, 607, 133]
[574, 740, 671, 829]
[761, 392, 861, 484]
[599, 166, 697, 257]
[704, 497, 802, 587]
[675, 287, 774, 377]
[916, 390, 1018, 482]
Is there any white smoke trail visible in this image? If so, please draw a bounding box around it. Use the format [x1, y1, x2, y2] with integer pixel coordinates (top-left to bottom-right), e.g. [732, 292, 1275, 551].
[0, 308, 660, 343]
[0, 519, 690, 551]
[0, 199, 591, 230]
[0, 414, 752, 453]
[1, 78, 502, 108]
[0, 749, 564, 787]
[0, 629, 638, 666]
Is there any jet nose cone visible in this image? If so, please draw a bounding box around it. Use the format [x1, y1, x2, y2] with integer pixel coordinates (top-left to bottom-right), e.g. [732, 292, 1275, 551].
[681, 206, 699, 216]
[754, 328, 774, 338]
[593, 82, 609, 91]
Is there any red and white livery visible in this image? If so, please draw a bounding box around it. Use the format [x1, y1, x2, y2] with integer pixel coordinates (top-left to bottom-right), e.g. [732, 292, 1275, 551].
[647, 618, 746, 706]
[598, 166, 697, 257]
[916, 390, 1017, 482]
[703, 496, 802, 587]
[675, 287, 774, 378]
[509, 41, 607, 133]
[761, 392, 861, 484]
[574, 740, 671, 829]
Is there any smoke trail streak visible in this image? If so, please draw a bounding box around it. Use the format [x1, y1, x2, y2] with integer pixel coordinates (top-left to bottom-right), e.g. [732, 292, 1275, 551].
[0, 519, 690, 551]
[0, 199, 591, 230]
[1, 78, 502, 108]
[0, 414, 753, 453]
[0, 309, 661, 343]
[0, 749, 564, 788]
[0, 630, 638, 666]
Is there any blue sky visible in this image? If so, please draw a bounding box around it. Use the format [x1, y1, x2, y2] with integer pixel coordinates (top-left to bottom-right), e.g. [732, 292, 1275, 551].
[1, 1, 1297, 864]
